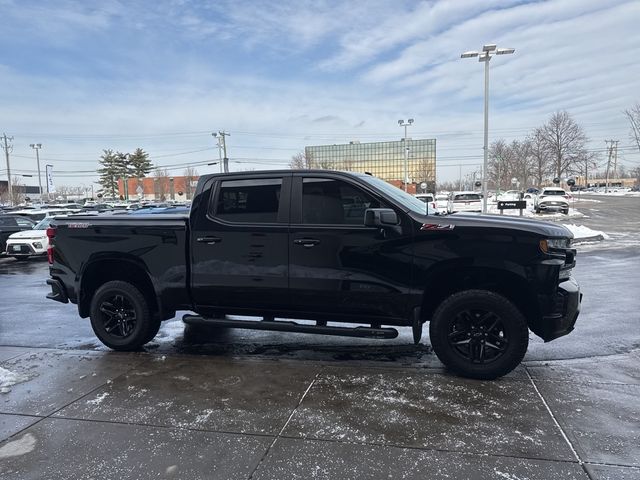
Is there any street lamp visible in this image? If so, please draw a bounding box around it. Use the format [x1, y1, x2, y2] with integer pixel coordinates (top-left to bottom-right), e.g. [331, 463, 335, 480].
[461, 43, 515, 213]
[29, 143, 43, 200]
[398, 118, 414, 192]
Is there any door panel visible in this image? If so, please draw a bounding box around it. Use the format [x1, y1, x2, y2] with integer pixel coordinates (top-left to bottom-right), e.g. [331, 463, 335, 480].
[289, 176, 413, 321]
[191, 175, 290, 312]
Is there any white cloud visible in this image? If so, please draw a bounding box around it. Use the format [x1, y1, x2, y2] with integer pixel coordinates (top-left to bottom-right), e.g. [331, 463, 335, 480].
[0, 0, 638, 185]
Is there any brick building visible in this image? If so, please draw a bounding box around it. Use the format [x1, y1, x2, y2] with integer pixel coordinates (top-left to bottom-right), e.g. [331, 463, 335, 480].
[117, 175, 200, 201]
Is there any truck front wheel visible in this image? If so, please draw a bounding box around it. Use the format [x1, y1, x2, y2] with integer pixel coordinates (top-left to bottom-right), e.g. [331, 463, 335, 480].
[90, 280, 154, 351]
[429, 290, 529, 379]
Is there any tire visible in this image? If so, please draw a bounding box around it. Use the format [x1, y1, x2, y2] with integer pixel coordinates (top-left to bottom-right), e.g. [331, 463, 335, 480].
[534, 207, 540, 214]
[142, 316, 162, 344]
[90, 280, 152, 351]
[562, 209, 569, 215]
[429, 290, 529, 380]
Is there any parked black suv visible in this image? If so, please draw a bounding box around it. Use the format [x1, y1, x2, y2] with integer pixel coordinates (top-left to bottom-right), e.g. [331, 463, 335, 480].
[46, 170, 581, 379]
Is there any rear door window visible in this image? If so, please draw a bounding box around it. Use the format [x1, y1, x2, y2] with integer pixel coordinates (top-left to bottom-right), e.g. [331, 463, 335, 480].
[214, 178, 283, 223]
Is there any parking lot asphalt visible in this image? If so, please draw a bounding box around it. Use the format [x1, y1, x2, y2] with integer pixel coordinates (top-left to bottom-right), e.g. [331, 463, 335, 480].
[1, 194, 639, 479]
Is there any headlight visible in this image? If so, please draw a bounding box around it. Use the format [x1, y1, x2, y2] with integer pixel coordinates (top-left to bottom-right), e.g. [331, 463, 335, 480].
[539, 238, 572, 253]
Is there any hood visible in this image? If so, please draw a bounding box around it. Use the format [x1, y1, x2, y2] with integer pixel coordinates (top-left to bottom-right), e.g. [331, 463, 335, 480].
[8, 229, 47, 240]
[414, 213, 573, 238]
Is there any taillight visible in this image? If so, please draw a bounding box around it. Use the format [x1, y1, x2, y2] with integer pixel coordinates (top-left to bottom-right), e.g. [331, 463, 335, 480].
[46, 227, 56, 264]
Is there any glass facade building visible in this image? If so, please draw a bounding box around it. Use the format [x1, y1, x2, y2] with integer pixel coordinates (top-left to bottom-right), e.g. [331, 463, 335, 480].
[305, 138, 436, 192]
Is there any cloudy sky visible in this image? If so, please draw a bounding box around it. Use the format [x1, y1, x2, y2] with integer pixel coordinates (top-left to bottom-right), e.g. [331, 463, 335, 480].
[1, 0, 639, 189]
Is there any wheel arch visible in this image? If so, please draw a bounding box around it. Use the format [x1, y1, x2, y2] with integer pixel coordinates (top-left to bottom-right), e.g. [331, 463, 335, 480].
[421, 266, 540, 328]
[78, 255, 160, 319]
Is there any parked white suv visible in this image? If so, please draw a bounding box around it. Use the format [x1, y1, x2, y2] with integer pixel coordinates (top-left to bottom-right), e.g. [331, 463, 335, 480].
[534, 188, 570, 214]
[447, 191, 482, 213]
[5, 216, 57, 259]
[415, 193, 444, 215]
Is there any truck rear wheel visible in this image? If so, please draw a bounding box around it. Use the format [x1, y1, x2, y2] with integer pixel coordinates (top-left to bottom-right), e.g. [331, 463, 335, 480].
[90, 280, 153, 351]
[429, 290, 529, 379]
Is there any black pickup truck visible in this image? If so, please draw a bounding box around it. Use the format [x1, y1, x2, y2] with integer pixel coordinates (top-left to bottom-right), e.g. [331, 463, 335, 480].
[46, 170, 581, 379]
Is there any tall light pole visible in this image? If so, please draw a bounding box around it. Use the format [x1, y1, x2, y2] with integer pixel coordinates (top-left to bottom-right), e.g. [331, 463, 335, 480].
[29, 143, 43, 201]
[398, 118, 414, 192]
[461, 44, 515, 213]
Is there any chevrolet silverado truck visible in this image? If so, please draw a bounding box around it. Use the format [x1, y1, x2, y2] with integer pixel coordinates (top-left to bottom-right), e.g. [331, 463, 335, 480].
[46, 170, 581, 379]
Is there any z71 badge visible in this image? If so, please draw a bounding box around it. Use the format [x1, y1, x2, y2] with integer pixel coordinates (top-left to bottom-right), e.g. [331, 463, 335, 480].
[421, 223, 455, 231]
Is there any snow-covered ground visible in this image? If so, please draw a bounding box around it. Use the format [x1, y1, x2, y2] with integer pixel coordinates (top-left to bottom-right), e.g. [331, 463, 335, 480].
[0, 366, 33, 394]
[450, 200, 611, 242]
[578, 190, 640, 197]
[563, 224, 609, 242]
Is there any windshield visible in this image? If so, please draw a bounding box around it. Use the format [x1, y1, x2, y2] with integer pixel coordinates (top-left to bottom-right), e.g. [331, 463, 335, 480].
[359, 175, 432, 215]
[543, 190, 566, 196]
[33, 217, 53, 230]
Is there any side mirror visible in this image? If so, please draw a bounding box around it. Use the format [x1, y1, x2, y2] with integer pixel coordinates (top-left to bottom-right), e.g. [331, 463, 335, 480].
[364, 208, 399, 227]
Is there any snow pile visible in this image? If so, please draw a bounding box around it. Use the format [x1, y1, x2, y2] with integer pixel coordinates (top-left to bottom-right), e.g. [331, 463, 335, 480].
[0, 433, 37, 460]
[0, 366, 31, 391]
[563, 224, 609, 242]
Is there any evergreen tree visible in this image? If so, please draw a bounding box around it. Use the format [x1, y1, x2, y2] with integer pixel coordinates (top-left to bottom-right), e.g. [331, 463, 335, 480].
[97, 149, 119, 199]
[129, 148, 153, 178]
[97, 149, 131, 199]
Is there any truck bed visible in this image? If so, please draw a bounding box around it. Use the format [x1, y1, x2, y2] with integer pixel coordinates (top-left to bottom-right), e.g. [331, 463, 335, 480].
[50, 214, 191, 317]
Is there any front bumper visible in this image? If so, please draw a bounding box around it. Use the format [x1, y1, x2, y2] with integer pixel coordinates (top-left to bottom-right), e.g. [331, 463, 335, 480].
[5, 242, 45, 256]
[536, 276, 581, 341]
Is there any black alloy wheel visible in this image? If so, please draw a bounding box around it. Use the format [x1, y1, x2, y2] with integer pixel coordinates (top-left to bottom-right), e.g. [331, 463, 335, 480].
[446, 309, 508, 364]
[89, 280, 153, 351]
[98, 294, 137, 338]
[429, 290, 529, 379]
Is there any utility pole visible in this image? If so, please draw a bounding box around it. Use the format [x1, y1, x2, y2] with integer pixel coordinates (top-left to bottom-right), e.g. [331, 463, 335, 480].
[612, 140, 618, 180]
[212, 133, 223, 173]
[30, 143, 43, 201]
[604, 140, 618, 193]
[584, 158, 588, 188]
[2, 133, 14, 205]
[213, 131, 230, 173]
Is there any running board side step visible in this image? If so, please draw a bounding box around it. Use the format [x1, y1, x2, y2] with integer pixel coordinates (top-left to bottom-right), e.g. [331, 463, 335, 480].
[182, 315, 398, 339]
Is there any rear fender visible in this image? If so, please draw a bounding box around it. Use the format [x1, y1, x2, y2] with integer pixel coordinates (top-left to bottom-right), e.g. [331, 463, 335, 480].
[78, 253, 162, 318]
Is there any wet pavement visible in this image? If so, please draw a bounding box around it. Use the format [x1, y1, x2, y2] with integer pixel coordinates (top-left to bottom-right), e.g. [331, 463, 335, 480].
[0, 195, 639, 479]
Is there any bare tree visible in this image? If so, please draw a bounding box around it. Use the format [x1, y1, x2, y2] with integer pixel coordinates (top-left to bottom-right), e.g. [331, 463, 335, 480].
[183, 166, 198, 200]
[488, 139, 517, 190]
[529, 128, 553, 186]
[10, 177, 25, 204]
[624, 103, 640, 153]
[0, 178, 23, 204]
[538, 111, 590, 179]
[154, 168, 170, 201]
[290, 151, 313, 169]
